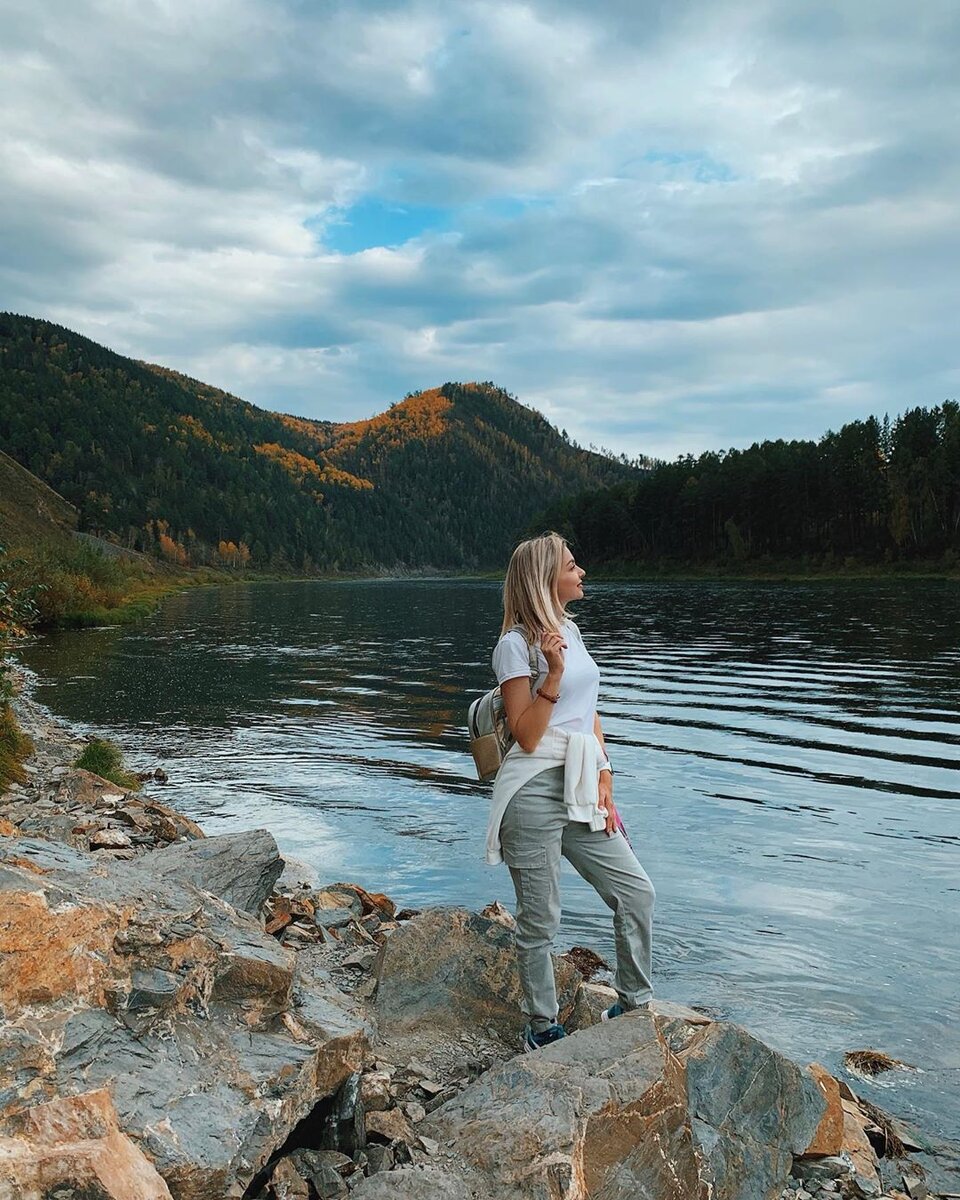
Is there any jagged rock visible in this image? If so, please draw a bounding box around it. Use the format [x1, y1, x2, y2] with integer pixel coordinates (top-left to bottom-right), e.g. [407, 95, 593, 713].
[0, 1087, 173, 1199]
[650, 997, 714, 1025]
[269, 1155, 311, 1199]
[139, 828, 282, 915]
[804, 1062, 845, 1155]
[792, 1154, 855, 1184]
[567, 980, 618, 1030]
[285, 1148, 353, 1197]
[679, 1018, 826, 1199]
[313, 887, 364, 929]
[90, 827, 134, 850]
[418, 1008, 826, 1200]
[363, 1144, 395, 1176]
[366, 1107, 417, 1147]
[0, 836, 367, 1200]
[840, 1097, 882, 1195]
[479, 899, 516, 930]
[424, 1009, 699, 1198]
[342, 947, 380, 970]
[334, 883, 397, 921]
[374, 907, 582, 1041]
[360, 1070, 393, 1112]
[352, 1167, 475, 1198]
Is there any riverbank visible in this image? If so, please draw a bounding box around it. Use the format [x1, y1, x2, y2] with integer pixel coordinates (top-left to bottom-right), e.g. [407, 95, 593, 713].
[15, 548, 960, 636]
[2, 667, 957, 1199]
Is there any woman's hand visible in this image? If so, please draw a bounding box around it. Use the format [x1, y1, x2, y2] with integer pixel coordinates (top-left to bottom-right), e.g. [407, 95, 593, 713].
[598, 771, 617, 836]
[540, 629, 567, 676]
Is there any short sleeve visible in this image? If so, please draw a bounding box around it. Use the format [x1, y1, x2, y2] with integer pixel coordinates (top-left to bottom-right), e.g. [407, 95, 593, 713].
[492, 631, 534, 684]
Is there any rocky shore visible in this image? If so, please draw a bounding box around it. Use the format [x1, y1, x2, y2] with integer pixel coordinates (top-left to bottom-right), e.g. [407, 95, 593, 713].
[0, 668, 953, 1200]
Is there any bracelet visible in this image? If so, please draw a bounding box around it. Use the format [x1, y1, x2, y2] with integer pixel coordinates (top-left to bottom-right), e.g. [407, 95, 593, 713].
[536, 687, 560, 704]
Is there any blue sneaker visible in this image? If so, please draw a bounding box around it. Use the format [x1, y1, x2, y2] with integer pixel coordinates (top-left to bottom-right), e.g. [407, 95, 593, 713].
[601, 1003, 626, 1022]
[522, 1023, 567, 1052]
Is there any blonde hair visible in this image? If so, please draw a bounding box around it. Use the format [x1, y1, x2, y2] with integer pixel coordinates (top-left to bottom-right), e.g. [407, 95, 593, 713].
[500, 531, 570, 641]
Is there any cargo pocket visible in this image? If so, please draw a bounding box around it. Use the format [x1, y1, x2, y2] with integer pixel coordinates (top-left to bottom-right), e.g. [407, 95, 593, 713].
[502, 844, 547, 870]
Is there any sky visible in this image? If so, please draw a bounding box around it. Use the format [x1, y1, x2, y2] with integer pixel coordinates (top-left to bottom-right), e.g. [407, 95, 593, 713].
[1, 0, 958, 461]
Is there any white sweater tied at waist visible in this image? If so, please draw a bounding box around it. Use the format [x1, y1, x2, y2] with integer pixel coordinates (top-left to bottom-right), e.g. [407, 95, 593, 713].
[484, 727, 609, 865]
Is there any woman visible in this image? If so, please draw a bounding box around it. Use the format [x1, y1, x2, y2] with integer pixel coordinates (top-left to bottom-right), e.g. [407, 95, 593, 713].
[486, 532, 655, 1051]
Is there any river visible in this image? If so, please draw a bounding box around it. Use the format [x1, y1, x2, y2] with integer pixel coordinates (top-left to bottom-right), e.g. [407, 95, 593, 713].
[18, 578, 960, 1139]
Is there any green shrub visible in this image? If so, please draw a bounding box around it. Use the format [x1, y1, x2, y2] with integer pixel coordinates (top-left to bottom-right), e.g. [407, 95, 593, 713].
[0, 703, 33, 792]
[74, 737, 141, 791]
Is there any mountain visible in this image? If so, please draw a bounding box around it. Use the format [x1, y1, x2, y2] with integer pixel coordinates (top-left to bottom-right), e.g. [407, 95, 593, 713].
[0, 314, 636, 570]
[0, 447, 79, 551]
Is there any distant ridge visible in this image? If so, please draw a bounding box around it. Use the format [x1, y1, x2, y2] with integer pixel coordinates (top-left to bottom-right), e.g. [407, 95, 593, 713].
[0, 448, 78, 548]
[0, 314, 636, 570]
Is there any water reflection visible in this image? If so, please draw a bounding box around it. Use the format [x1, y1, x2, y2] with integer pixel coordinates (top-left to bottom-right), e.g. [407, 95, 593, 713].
[18, 578, 960, 1139]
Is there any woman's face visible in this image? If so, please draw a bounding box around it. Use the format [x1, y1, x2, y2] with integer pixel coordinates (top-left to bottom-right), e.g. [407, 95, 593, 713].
[555, 547, 586, 604]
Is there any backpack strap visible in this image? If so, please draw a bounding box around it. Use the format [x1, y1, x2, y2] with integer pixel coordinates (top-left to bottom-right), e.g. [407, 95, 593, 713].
[507, 624, 541, 690]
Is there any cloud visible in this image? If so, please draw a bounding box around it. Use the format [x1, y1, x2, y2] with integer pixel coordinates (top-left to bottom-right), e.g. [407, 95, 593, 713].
[0, 0, 958, 457]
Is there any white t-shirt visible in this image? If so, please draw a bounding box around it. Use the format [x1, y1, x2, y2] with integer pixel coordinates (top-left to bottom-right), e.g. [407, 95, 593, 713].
[491, 619, 600, 735]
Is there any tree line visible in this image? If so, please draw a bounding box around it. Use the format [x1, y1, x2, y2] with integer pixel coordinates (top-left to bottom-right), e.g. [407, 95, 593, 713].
[0, 315, 632, 571]
[540, 406, 960, 571]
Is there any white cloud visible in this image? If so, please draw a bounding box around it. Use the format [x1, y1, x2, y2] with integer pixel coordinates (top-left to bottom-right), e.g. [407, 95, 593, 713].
[1, 0, 958, 458]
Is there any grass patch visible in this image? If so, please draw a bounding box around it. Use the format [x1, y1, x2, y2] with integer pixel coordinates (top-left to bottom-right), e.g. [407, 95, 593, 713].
[0, 702, 34, 791]
[74, 737, 141, 791]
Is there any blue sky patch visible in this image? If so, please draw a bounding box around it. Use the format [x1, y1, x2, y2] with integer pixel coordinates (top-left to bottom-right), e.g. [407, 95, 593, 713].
[319, 198, 451, 254]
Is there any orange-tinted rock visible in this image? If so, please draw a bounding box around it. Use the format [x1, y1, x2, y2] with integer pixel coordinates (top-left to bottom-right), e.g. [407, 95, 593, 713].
[841, 1096, 882, 1189]
[0, 817, 18, 837]
[53, 767, 127, 808]
[804, 1061, 845, 1154]
[0, 1088, 172, 1199]
[334, 882, 397, 920]
[365, 1107, 417, 1146]
[0, 888, 122, 1017]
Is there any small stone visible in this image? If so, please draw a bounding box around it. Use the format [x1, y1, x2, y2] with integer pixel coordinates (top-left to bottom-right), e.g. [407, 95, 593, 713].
[365, 1144, 394, 1175]
[480, 899, 516, 930]
[89, 828, 133, 850]
[360, 1070, 393, 1112]
[341, 947, 378, 970]
[365, 1108, 415, 1146]
[403, 1101, 426, 1123]
[419, 1136, 439, 1156]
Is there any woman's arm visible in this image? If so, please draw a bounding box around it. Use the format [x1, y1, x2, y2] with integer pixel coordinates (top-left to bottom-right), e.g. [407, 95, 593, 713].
[501, 629, 566, 753]
[593, 712, 608, 763]
[595, 712, 617, 835]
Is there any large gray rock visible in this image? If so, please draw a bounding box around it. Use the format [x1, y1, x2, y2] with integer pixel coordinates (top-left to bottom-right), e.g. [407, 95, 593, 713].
[137, 827, 283, 915]
[388, 1009, 827, 1200]
[0, 835, 367, 1200]
[374, 907, 582, 1042]
[422, 1009, 702, 1199]
[665, 1015, 826, 1200]
[352, 1167, 478, 1199]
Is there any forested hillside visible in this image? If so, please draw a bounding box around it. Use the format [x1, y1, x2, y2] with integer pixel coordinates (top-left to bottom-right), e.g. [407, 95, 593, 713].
[0, 314, 634, 570]
[542, 407, 960, 572]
